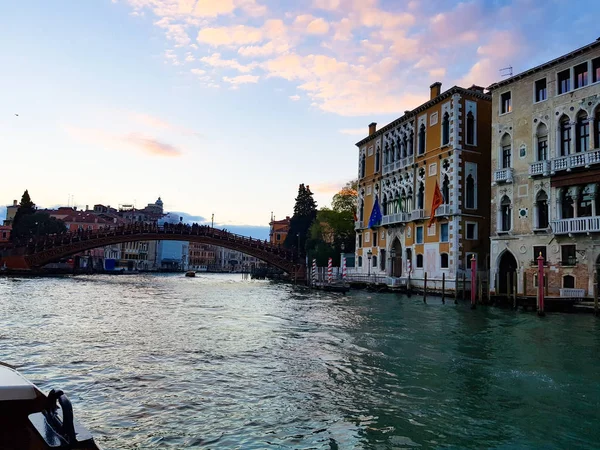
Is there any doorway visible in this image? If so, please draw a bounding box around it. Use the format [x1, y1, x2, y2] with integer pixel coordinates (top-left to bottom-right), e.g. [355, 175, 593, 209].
[498, 251, 518, 294]
[392, 238, 402, 277]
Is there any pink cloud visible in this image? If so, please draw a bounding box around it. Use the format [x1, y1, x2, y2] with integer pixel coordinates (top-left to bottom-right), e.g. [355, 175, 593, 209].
[123, 133, 183, 156]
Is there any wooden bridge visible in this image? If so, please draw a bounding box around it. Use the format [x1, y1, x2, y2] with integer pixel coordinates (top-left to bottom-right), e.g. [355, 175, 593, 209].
[0, 224, 306, 279]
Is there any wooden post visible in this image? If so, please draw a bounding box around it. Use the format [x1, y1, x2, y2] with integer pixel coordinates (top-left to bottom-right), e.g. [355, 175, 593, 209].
[512, 270, 517, 309]
[442, 272, 446, 304]
[462, 273, 466, 301]
[537, 253, 545, 316]
[454, 272, 459, 304]
[594, 269, 598, 317]
[478, 274, 483, 305]
[423, 272, 428, 304]
[470, 255, 476, 310]
[544, 271, 548, 296]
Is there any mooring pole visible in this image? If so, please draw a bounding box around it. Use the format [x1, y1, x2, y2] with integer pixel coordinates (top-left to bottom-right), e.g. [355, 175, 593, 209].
[462, 273, 466, 302]
[442, 272, 446, 304]
[423, 272, 427, 304]
[537, 253, 545, 316]
[594, 269, 599, 317]
[470, 254, 476, 310]
[454, 271, 459, 304]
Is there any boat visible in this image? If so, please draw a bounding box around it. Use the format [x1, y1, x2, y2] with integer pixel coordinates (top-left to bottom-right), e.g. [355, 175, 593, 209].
[0, 362, 101, 449]
[185, 271, 196, 277]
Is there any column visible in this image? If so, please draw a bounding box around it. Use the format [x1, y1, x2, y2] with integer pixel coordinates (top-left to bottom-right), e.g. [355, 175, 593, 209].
[570, 121, 577, 156]
[591, 193, 597, 217]
[572, 187, 580, 218]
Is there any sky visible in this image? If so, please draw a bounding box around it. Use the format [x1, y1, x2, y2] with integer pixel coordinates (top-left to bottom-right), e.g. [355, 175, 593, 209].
[1, 0, 598, 230]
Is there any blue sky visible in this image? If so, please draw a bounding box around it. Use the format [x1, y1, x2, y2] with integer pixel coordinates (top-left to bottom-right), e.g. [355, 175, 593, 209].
[1, 0, 598, 229]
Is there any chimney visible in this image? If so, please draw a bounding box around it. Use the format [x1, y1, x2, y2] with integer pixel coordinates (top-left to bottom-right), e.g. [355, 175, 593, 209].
[368, 122, 377, 136]
[430, 82, 442, 99]
[86, 204, 89, 211]
[13, 200, 17, 206]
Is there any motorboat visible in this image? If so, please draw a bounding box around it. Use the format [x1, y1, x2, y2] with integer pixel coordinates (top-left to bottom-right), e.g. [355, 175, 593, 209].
[0, 362, 101, 449]
[185, 271, 196, 277]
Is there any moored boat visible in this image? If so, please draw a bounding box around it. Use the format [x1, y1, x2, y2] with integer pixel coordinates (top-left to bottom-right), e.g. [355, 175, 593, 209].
[185, 271, 196, 277]
[0, 363, 101, 449]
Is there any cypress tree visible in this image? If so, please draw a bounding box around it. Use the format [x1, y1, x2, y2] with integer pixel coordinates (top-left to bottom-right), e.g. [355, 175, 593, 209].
[284, 184, 317, 256]
[11, 190, 36, 232]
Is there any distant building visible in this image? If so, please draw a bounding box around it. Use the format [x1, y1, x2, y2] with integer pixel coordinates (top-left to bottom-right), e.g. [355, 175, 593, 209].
[269, 215, 290, 246]
[487, 39, 600, 298]
[3, 200, 19, 226]
[188, 242, 217, 270]
[0, 225, 10, 243]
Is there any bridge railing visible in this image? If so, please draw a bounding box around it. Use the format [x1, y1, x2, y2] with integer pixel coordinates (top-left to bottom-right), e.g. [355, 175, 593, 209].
[18, 224, 300, 262]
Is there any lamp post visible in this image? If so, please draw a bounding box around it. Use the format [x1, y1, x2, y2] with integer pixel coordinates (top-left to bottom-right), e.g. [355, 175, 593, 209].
[340, 242, 345, 270]
[390, 248, 396, 278]
[367, 249, 372, 280]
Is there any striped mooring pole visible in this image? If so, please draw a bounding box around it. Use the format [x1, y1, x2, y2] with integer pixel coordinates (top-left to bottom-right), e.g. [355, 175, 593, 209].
[312, 259, 317, 284]
[327, 257, 333, 283]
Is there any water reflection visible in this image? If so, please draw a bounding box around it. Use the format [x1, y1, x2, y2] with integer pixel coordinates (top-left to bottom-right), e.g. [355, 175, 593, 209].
[0, 274, 599, 449]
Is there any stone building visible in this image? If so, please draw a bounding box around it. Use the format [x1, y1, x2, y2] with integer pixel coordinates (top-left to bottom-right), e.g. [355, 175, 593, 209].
[488, 38, 600, 297]
[354, 82, 492, 289]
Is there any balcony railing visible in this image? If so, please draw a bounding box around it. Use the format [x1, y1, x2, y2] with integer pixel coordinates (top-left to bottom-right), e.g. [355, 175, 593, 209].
[381, 212, 410, 226]
[551, 148, 600, 173]
[411, 209, 425, 220]
[493, 167, 513, 183]
[382, 154, 415, 175]
[435, 204, 452, 217]
[529, 160, 551, 177]
[551, 216, 600, 234]
[400, 154, 414, 168]
[559, 288, 585, 298]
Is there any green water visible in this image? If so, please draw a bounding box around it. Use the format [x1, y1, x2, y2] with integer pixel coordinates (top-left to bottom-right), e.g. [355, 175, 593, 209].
[1, 274, 599, 448]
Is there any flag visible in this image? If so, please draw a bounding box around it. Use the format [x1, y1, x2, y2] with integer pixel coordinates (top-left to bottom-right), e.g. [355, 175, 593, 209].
[368, 196, 382, 228]
[428, 181, 444, 227]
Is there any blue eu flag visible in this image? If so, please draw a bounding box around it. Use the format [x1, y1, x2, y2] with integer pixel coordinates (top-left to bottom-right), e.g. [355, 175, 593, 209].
[368, 196, 382, 229]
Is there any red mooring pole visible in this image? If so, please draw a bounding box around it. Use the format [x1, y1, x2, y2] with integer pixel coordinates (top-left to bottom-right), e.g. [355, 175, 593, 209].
[537, 252, 545, 316]
[470, 254, 476, 310]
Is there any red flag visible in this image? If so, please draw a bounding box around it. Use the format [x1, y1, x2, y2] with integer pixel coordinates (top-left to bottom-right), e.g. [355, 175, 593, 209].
[428, 181, 444, 228]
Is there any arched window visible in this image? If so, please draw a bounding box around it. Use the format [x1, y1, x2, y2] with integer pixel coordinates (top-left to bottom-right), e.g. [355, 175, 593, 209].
[563, 275, 575, 289]
[406, 193, 413, 213]
[500, 133, 511, 169]
[417, 182, 424, 209]
[442, 175, 450, 204]
[442, 112, 450, 145]
[561, 189, 574, 219]
[408, 132, 414, 156]
[579, 185, 594, 217]
[416, 254, 423, 268]
[466, 174, 475, 209]
[375, 149, 380, 173]
[403, 134, 409, 156]
[360, 155, 366, 178]
[358, 256, 363, 267]
[384, 143, 390, 165]
[576, 111, 589, 153]
[440, 253, 449, 268]
[536, 123, 548, 161]
[398, 137, 405, 158]
[535, 190, 549, 229]
[418, 124, 426, 155]
[559, 115, 571, 156]
[501, 195, 511, 231]
[372, 255, 377, 268]
[595, 106, 600, 149]
[382, 194, 388, 216]
[466, 111, 475, 145]
[359, 200, 364, 221]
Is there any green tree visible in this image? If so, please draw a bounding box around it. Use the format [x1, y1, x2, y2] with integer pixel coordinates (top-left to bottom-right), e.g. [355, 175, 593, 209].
[331, 179, 358, 214]
[284, 184, 318, 256]
[11, 190, 36, 232]
[307, 207, 355, 265]
[12, 212, 67, 240]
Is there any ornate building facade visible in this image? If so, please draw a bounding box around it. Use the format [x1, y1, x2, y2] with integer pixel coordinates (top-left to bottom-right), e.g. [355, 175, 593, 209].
[355, 83, 492, 288]
[488, 39, 600, 297]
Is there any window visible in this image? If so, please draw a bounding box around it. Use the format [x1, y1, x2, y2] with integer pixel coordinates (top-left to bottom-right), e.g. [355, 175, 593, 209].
[276, 233, 281, 241]
[417, 182, 424, 209]
[561, 245, 576, 266]
[466, 174, 475, 209]
[382, 195, 388, 216]
[360, 155, 366, 178]
[416, 254, 423, 268]
[558, 69, 570, 94]
[440, 253, 449, 269]
[358, 234, 362, 248]
[560, 115, 571, 156]
[368, 146, 374, 156]
[440, 223, 449, 242]
[442, 175, 450, 204]
[430, 112, 438, 126]
[579, 187, 594, 217]
[373, 231, 378, 244]
[372, 255, 377, 267]
[466, 222, 478, 240]
[535, 190, 549, 229]
[574, 62, 588, 89]
[359, 200, 364, 221]
[366, 185, 372, 196]
[535, 78, 547, 102]
[500, 195, 511, 232]
[593, 57, 600, 83]
[408, 132, 414, 156]
[466, 111, 475, 145]
[500, 92, 512, 114]
[375, 150, 380, 173]
[563, 275, 575, 289]
[418, 124, 426, 155]
[442, 112, 450, 145]
[576, 112, 589, 153]
[595, 106, 600, 148]
[500, 133, 511, 169]
[365, 232, 370, 243]
[380, 249, 386, 271]
[416, 226, 424, 243]
[427, 223, 436, 236]
[537, 123, 548, 161]
[358, 256, 363, 267]
[533, 245, 547, 263]
[561, 189, 574, 219]
[429, 163, 437, 176]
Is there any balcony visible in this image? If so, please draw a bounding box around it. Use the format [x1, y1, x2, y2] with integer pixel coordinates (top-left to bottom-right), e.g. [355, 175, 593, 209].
[435, 204, 452, 217]
[382, 163, 393, 175]
[382, 154, 415, 175]
[551, 148, 600, 174]
[400, 154, 414, 169]
[529, 160, 551, 177]
[551, 216, 600, 235]
[381, 212, 410, 226]
[493, 167, 513, 184]
[411, 209, 425, 220]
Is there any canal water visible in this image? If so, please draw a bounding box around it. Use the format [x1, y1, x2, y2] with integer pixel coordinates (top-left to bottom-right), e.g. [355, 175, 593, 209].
[1, 274, 599, 449]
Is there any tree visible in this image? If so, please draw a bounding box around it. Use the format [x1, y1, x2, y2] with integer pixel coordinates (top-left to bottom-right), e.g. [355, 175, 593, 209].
[307, 208, 355, 265]
[332, 179, 358, 214]
[284, 184, 318, 256]
[11, 190, 36, 232]
[11, 212, 67, 240]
